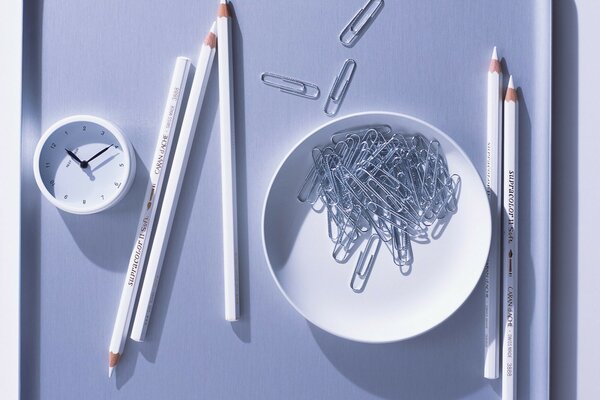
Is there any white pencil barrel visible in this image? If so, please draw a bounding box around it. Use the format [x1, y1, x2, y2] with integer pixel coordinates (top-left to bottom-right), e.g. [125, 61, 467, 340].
[109, 57, 190, 357]
[484, 67, 503, 380]
[502, 89, 518, 400]
[218, 7, 240, 322]
[131, 41, 216, 341]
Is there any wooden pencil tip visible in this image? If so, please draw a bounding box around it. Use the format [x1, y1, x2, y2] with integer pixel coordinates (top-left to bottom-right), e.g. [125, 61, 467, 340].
[489, 59, 501, 74]
[489, 47, 501, 73]
[217, 1, 231, 17]
[505, 76, 517, 102]
[109, 351, 121, 368]
[204, 27, 217, 48]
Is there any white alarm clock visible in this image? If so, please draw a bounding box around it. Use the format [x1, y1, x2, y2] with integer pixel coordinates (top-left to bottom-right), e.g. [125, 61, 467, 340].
[33, 115, 136, 214]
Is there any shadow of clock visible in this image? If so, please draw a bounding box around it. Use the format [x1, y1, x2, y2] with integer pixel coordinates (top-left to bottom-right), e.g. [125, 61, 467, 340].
[59, 150, 149, 272]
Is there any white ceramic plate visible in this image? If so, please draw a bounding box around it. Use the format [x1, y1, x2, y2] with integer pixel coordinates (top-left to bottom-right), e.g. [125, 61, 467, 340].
[262, 112, 491, 343]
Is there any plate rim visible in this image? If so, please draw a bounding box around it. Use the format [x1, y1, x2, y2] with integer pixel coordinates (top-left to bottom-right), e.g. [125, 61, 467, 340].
[261, 110, 491, 343]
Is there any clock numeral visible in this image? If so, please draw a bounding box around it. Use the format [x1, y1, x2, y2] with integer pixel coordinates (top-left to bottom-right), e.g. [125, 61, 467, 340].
[45, 162, 50, 168]
[114, 182, 122, 188]
[49, 180, 55, 187]
[82, 125, 87, 131]
[101, 130, 105, 136]
[64, 194, 68, 199]
[50, 142, 56, 149]
[119, 163, 124, 167]
[64, 130, 68, 135]
[101, 194, 105, 200]
[83, 199, 86, 205]
[115, 145, 119, 149]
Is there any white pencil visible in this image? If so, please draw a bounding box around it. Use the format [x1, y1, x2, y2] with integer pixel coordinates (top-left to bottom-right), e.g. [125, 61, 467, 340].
[484, 46, 502, 380]
[108, 56, 191, 378]
[217, 0, 240, 321]
[130, 23, 218, 341]
[501, 75, 519, 400]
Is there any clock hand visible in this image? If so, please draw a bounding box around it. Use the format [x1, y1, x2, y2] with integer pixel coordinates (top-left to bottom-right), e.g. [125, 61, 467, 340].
[86, 144, 114, 164]
[65, 148, 83, 166]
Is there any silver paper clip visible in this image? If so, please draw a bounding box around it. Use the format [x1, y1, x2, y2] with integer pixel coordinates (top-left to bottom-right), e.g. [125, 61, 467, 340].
[339, 0, 385, 47]
[261, 72, 320, 99]
[350, 234, 381, 293]
[324, 59, 356, 117]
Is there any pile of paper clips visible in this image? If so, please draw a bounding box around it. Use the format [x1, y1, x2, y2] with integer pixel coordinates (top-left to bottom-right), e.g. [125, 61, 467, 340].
[297, 125, 461, 293]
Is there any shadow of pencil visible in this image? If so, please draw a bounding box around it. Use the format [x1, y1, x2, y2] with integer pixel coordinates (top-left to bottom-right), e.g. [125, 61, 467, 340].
[229, 2, 252, 343]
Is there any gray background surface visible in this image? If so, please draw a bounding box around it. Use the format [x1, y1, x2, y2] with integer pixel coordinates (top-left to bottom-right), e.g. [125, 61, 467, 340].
[20, 1, 552, 399]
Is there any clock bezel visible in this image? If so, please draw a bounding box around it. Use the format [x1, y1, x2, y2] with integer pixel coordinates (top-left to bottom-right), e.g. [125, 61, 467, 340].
[33, 115, 136, 215]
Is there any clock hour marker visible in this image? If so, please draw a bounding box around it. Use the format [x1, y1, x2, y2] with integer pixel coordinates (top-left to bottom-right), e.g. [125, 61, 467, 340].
[45, 162, 50, 168]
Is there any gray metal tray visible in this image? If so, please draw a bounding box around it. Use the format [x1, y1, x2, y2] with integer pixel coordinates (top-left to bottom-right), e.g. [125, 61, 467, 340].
[20, 0, 550, 399]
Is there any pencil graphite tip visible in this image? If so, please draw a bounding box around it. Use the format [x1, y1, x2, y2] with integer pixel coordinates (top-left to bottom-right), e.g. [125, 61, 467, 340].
[508, 75, 515, 88]
[492, 46, 498, 60]
[108, 366, 114, 378]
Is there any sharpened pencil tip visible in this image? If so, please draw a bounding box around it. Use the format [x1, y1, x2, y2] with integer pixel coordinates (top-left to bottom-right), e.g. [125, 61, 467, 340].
[217, 0, 231, 17]
[505, 76, 517, 102]
[489, 51, 501, 74]
[109, 351, 121, 372]
[204, 22, 218, 48]
[109, 366, 114, 378]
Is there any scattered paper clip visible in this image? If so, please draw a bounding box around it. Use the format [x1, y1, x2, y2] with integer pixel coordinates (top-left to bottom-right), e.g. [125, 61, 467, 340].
[261, 72, 320, 99]
[339, 0, 385, 47]
[350, 235, 381, 293]
[324, 59, 357, 117]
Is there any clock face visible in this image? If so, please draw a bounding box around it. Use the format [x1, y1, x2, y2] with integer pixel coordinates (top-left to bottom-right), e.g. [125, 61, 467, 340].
[34, 116, 135, 214]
